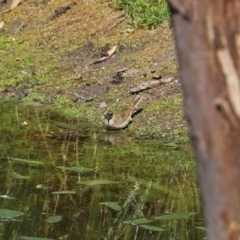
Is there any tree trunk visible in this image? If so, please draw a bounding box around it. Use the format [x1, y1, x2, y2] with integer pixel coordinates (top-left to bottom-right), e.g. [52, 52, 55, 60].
[167, 0, 240, 239]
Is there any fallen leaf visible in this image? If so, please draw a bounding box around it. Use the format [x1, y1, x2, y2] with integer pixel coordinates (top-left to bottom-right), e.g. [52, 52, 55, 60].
[21, 121, 29, 126]
[130, 80, 161, 93]
[99, 101, 107, 108]
[106, 45, 117, 57]
[72, 74, 82, 81]
[0, 21, 4, 30]
[152, 73, 162, 79]
[111, 71, 124, 84]
[91, 45, 117, 65]
[53, 5, 71, 18]
[116, 68, 127, 74]
[140, 71, 147, 78]
[160, 77, 174, 84]
[2, 0, 22, 13]
[96, 79, 103, 85]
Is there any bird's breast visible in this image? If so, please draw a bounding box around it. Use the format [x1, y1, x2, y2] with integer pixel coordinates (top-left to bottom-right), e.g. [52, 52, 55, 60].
[106, 116, 132, 129]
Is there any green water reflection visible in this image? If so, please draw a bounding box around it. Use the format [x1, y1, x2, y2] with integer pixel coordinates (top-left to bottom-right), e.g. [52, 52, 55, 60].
[0, 102, 204, 240]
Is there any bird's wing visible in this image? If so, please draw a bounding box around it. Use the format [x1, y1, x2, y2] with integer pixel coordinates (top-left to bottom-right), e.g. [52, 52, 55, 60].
[112, 108, 132, 125]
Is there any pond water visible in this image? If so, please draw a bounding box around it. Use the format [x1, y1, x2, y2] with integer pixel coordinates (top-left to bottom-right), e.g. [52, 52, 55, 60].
[0, 102, 205, 240]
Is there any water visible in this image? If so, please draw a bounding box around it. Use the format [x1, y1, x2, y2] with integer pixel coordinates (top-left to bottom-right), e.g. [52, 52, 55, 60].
[0, 102, 205, 240]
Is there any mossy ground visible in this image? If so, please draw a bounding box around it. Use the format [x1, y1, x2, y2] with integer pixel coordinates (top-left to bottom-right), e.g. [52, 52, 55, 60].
[0, 0, 188, 141]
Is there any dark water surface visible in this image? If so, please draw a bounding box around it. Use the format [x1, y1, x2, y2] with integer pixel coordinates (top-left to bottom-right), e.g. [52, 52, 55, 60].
[0, 102, 204, 240]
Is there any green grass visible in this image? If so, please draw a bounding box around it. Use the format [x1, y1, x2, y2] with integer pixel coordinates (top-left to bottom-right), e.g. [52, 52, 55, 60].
[0, 0, 179, 139]
[114, 0, 170, 28]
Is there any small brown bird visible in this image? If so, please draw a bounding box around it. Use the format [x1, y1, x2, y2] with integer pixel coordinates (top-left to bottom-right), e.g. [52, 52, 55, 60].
[104, 95, 143, 130]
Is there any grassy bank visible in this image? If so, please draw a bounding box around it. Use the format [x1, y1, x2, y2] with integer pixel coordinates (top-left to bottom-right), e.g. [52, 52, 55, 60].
[0, 0, 186, 140]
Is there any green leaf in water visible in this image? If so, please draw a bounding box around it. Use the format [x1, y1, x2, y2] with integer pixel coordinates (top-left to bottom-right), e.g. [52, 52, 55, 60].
[13, 172, 30, 179]
[52, 191, 75, 195]
[46, 215, 62, 223]
[0, 195, 15, 199]
[0, 209, 24, 218]
[99, 202, 121, 211]
[36, 184, 49, 190]
[78, 180, 118, 186]
[123, 218, 152, 225]
[155, 212, 197, 220]
[197, 226, 206, 231]
[139, 225, 165, 232]
[56, 123, 78, 130]
[8, 158, 43, 165]
[163, 142, 179, 147]
[56, 166, 93, 173]
[19, 237, 54, 240]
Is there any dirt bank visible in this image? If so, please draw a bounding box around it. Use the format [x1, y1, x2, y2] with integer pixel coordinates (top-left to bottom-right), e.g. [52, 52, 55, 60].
[0, 0, 187, 140]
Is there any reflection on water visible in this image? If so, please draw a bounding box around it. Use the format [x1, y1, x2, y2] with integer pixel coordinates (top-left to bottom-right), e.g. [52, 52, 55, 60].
[0, 102, 205, 240]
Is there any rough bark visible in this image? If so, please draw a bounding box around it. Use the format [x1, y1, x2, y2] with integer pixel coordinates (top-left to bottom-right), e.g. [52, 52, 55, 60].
[167, 0, 240, 239]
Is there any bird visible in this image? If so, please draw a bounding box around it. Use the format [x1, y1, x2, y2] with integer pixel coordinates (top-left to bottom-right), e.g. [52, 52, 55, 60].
[104, 95, 143, 130]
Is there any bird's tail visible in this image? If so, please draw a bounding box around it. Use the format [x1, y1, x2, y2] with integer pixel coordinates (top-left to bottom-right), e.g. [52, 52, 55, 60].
[130, 95, 143, 111]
